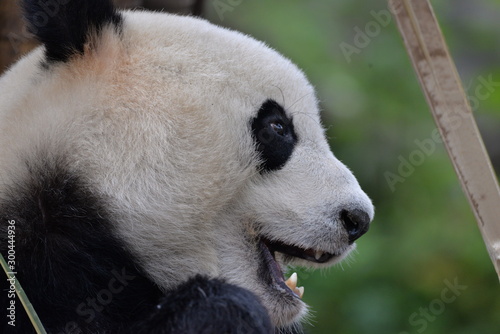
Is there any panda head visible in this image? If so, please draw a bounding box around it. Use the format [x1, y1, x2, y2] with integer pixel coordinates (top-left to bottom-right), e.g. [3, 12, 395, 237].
[0, 0, 374, 328]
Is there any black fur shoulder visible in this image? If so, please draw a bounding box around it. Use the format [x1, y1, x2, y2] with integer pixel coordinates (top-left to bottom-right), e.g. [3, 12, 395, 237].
[0, 157, 162, 332]
[22, 0, 122, 62]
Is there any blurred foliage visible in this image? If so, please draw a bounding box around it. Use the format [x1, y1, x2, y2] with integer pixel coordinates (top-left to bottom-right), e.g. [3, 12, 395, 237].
[205, 1, 500, 333]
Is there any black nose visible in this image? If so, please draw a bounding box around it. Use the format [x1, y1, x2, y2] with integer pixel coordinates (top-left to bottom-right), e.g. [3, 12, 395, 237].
[340, 209, 370, 243]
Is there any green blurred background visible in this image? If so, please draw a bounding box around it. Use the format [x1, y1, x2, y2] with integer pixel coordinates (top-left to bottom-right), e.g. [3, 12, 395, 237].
[205, 1, 500, 333]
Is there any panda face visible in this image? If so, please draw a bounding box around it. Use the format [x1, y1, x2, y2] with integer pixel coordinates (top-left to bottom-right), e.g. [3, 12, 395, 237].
[214, 81, 373, 326]
[0, 5, 373, 329]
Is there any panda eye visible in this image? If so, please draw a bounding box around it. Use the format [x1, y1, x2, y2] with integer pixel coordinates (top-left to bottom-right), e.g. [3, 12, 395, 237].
[270, 122, 284, 136]
[251, 99, 298, 172]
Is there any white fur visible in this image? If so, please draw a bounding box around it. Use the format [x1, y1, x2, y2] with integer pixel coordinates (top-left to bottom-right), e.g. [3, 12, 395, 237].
[0, 10, 374, 327]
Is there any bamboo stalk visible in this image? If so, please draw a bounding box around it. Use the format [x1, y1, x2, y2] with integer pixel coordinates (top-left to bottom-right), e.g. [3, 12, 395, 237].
[389, 0, 500, 281]
[0, 253, 47, 333]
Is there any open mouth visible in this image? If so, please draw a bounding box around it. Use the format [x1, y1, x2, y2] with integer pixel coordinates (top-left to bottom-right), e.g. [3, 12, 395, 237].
[259, 238, 337, 299]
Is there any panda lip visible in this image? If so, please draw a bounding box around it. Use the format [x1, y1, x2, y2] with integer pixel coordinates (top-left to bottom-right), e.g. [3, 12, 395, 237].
[262, 238, 335, 264]
[259, 238, 334, 299]
[259, 239, 301, 298]
[259, 240, 286, 281]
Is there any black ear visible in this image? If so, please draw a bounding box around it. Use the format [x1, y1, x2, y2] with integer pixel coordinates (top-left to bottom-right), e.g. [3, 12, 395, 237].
[22, 0, 122, 63]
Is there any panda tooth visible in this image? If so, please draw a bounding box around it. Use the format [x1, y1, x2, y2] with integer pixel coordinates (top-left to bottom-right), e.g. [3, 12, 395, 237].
[285, 272, 298, 290]
[296, 286, 304, 299]
[314, 250, 324, 260]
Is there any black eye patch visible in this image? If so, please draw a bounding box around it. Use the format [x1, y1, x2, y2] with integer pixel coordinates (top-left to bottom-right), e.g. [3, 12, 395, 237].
[251, 99, 298, 172]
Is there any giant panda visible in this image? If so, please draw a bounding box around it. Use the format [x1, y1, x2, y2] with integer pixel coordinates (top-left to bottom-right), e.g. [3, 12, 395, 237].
[0, 0, 374, 333]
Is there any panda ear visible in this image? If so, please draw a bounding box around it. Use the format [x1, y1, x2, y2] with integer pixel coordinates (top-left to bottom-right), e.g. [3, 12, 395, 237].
[22, 0, 122, 63]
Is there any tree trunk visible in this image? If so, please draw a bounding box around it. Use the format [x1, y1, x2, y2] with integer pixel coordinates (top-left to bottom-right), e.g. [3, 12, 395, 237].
[0, 0, 37, 73]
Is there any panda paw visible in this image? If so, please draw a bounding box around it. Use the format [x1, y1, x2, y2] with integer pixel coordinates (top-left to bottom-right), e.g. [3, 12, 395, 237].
[133, 275, 273, 334]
